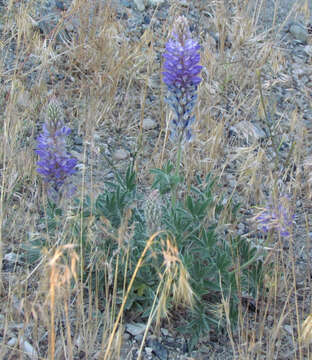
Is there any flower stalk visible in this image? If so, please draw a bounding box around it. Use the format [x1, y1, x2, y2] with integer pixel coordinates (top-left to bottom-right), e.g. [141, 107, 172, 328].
[162, 16, 202, 204]
[35, 99, 78, 199]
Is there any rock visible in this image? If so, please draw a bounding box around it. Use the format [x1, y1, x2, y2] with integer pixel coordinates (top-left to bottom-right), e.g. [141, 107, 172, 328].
[147, 337, 168, 360]
[304, 45, 312, 57]
[147, 0, 165, 6]
[143, 118, 157, 130]
[284, 324, 293, 335]
[134, 334, 144, 342]
[133, 0, 145, 11]
[16, 91, 30, 108]
[4, 252, 19, 262]
[126, 322, 146, 336]
[229, 121, 266, 143]
[112, 149, 130, 161]
[7, 337, 38, 360]
[145, 347, 153, 356]
[289, 22, 308, 43]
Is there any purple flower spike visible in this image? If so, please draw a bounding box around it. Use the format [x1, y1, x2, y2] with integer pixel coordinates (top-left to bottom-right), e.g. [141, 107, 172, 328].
[162, 16, 202, 143]
[254, 196, 295, 238]
[35, 99, 78, 198]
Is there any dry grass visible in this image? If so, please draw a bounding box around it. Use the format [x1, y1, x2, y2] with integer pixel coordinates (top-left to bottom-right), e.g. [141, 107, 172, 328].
[0, 0, 312, 358]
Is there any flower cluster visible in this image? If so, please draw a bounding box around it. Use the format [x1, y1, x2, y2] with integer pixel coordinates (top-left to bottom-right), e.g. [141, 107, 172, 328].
[35, 99, 78, 197]
[254, 196, 295, 237]
[162, 16, 202, 142]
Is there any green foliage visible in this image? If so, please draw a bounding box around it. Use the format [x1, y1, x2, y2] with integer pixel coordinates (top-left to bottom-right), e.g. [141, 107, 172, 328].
[24, 160, 268, 351]
[151, 163, 267, 349]
[150, 161, 183, 195]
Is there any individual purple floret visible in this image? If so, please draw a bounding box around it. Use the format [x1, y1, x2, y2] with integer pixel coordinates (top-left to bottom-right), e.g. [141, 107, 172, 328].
[255, 196, 295, 237]
[35, 99, 78, 196]
[162, 16, 202, 142]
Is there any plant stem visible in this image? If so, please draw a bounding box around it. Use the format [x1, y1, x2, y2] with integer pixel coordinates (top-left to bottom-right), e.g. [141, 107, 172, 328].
[256, 69, 280, 168]
[172, 136, 182, 207]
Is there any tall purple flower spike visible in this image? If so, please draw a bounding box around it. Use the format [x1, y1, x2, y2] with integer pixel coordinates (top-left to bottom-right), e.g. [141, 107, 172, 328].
[162, 16, 202, 142]
[35, 99, 78, 197]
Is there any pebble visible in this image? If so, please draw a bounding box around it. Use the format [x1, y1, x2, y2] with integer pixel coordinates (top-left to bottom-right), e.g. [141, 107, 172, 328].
[16, 91, 31, 108]
[133, 0, 145, 11]
[4, 252, 19, 262]
[112, 149, 130, 161]
[284, 324, 293, 335]
[7, 337, 38, 360]
[304, 45, 312, 57]
[289, 22, 308, 43]
[229, 121, 266, 143]
[145, 346, 153, 355]
[147, 0, 165, 6]
[143, 118, 157, 130]
[126, 322, 147, 336]
[147, 337, 168, 360]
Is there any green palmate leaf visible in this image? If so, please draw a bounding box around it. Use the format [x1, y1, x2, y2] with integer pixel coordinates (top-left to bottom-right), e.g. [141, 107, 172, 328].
[21, 237, 47, 264]
[150, 161, 183, 195]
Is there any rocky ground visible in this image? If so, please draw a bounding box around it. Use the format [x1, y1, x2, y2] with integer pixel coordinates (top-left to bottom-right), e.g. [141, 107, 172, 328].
[1, 0, 312, 359]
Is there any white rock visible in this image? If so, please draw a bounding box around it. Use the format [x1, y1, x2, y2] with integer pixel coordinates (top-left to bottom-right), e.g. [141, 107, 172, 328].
[289, 23, 308, 43]
[16, 91, 30, 108]
[7, 337, 38, 360]
[112, 149, 130, 161]
[143, 118, 157, 130]
[230, 121, 266, 143]
[126, 322, 146, 336]
[304, 45, 312, 57]
[7, 337, 17, 347]
[145, 346, 153, 355]
[133, 0, 145, 11]
[147, 0, 165, 6]
[4, 252, 19, 262]
[20, 337, 38, 360]
[284, 324, 293, 335]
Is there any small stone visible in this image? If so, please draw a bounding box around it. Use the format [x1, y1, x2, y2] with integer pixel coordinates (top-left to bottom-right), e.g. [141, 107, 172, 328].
[143, 118, 157, 130]
[304, 45, 312, 57]
[147, 337, 168, 360]
[289, 22, 308, 44]
[161, 328, 169, 336]
[179, 0, 189, 6]
[284, 324, 293, 335]
[16, 91, 30, 108]
[147, 0, 165, 6]
[135, 334, 144, 342]
[55, 0, 66, 11]
[112, 149, 129, 161]
[133, 0, 145, 11]
[4, 252, 19, 262]
[145, 347, 153, 355]
[230, 121, 266, 143]
[126, 323, 146, 336]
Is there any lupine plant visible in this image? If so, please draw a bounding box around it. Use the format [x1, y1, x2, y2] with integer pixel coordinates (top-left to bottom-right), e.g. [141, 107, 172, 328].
[24, 17, 270, 353]
[35, 99, 78, 200]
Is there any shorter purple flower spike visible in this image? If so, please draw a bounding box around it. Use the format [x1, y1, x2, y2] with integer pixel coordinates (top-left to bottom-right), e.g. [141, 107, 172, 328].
[254, 196, 295, 238]
[162, 16, 202, 143]
[35, 99, 78, 197]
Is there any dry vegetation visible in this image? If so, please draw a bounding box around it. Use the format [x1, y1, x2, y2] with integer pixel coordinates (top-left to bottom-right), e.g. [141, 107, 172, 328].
[0, 0, 312, 359]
